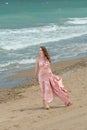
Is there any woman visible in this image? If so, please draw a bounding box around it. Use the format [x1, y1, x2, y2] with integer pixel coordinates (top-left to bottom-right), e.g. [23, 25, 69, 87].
[34, 46, 72, 109]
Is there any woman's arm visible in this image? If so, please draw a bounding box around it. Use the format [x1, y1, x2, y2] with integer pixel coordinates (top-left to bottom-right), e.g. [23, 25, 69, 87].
[34, 58, 39, 79]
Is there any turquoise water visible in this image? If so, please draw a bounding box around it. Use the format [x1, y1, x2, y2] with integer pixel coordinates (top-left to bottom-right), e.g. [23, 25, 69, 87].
[0, 0, 87, 88]
[0, 0, 87, 28]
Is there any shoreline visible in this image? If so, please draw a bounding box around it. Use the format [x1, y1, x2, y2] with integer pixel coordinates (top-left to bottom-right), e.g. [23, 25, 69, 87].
[9, 56, 87, 78]
[0, 56, 87, 104]
[8, 56, 87, 85]
[1, 56, 87, 88]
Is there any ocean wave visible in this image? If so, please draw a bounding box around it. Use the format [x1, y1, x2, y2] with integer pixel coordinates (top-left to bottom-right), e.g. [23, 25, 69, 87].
[52, 43, 87, 61]
[0, 58, 35, 72]
[0, 23, 87, 51]
[67, 17, 87, 25]
[0, 42, 87, 72]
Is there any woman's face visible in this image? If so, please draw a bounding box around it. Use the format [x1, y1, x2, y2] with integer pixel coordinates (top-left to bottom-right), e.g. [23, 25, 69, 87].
[39, 48, 44, 56]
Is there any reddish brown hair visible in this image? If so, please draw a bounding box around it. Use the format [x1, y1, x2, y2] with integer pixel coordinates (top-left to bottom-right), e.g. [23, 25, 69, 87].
[40, 46, 51, 62]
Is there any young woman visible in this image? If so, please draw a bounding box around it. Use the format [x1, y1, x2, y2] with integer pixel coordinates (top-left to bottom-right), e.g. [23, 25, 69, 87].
[34, 46, 72, 109]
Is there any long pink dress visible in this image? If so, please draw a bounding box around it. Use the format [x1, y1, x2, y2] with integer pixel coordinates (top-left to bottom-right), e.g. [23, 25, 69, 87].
[36, 57, 72, 106]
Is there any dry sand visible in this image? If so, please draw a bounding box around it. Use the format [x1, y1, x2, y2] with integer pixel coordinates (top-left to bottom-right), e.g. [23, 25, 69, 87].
[0, 57, 87, 130]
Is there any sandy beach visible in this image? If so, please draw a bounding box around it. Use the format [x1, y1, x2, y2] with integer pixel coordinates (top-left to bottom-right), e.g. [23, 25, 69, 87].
[0, 57, 87, 130]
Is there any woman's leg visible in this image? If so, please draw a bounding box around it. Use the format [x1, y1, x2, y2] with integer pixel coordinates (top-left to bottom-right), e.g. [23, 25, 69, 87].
[40, 81, 52, 109]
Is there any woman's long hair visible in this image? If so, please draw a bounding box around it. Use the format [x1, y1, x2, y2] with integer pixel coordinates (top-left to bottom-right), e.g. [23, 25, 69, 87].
[40, 46, 51, 62]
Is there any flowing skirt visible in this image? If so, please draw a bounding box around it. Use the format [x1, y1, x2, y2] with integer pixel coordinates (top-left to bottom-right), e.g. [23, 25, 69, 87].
[39, 74, 72, 105]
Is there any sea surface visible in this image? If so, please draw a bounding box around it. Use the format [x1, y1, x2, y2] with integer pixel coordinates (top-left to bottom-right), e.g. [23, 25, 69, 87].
[0, 0, 87, 88]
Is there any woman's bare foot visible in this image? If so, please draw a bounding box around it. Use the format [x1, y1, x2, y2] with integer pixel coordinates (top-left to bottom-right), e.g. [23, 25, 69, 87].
[65, 102, 72, 107]
[45, 105, 50, 110]
[43, 100, 50, 110]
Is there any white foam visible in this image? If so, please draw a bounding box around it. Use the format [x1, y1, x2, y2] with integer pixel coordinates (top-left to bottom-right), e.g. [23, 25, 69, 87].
[5, 2, 8, 5]
[0, 23, 87, 51]
[0, 58, 35, 69]
[18, 59, 35, 64]
[67, 17, 87, 25]
[52, 42, 87, 61]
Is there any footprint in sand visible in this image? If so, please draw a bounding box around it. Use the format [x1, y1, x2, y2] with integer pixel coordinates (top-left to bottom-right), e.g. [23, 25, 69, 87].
[13, 124, 20, 128]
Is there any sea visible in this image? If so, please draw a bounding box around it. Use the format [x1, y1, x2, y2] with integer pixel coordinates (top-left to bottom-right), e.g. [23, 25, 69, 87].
[0, 0, 87, 88]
